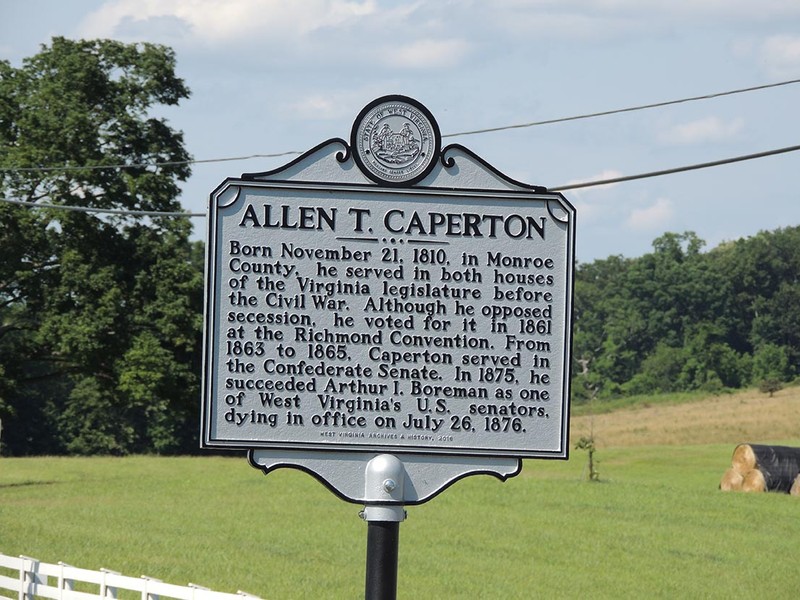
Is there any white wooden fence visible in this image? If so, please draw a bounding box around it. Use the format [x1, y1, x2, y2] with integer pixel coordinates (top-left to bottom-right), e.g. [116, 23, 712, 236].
[0, 555, 261, 600]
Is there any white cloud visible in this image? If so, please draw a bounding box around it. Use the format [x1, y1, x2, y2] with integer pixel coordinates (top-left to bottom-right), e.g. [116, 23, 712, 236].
[382, 39, 470, 69]
[498, 0, 800, 19]
[661, 0, 800, 19]
[77, 0, 800, 49]
[285, 88, 382, 120]
[561, 169, 623, 222]
[760, 34, 800, 78]
[77, 0, 800, 73]
[568, 169, 623, 192]
[485, 1, 800, 42]
[560, 169, 623, 201]
[626, 198, 673, 231]
[486, 5, 637, 41]
[78, 1, 472, 69]
[288, 95, 342, 120]
[571, 199, 601, 223]
[79, 0, 380, 45]
[659, 116, 744, 145]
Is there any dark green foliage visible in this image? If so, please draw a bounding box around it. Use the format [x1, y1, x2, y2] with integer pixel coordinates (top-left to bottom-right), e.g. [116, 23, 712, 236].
[574, 227, 800, 403]
[752, 342, 791, 383]
[0, 38, 200, 455]
[759, 378, 783, 397]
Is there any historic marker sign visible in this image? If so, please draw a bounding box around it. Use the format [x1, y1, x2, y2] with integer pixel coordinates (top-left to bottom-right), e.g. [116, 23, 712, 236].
[202, 96, 575, 459]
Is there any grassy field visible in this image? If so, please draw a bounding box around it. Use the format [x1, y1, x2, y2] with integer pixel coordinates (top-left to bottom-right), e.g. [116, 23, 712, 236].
[2, 387, 799, 599]
[572, 385, 800, 447]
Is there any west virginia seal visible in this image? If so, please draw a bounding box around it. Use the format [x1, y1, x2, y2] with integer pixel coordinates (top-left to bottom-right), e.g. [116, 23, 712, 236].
[351, 95, 441, 186]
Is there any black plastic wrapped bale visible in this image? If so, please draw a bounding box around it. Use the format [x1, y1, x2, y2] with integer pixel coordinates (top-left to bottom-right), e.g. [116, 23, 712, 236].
[746, 444, 800, 493]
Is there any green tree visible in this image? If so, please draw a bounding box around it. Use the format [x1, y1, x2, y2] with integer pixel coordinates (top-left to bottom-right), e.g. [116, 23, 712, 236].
[622, 342, 686, 395]
[678, 324, 748, 391]
[750, 282, 800, 370]
[572, 254, 635, 400]
[0, 38, 201, 455]
[720, 227, 800, 356]
[751, 343, 792, 384]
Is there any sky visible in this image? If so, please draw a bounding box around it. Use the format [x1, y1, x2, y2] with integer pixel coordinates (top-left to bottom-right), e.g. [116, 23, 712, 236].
[2, 0, 800, 263]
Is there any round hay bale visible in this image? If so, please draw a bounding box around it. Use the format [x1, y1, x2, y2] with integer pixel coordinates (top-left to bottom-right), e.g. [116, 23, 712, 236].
[732, 444, 757, 474]
[719, 468, 744, 491]
[741, 469, 767, 493]
[791, 475, 800, 497]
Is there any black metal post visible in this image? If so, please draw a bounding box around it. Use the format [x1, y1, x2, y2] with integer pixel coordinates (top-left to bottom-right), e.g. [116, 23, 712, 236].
[365, 520, 400, 600]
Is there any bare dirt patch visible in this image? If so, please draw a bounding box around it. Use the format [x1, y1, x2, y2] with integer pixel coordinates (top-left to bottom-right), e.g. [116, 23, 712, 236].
[571, 387, 800, 448]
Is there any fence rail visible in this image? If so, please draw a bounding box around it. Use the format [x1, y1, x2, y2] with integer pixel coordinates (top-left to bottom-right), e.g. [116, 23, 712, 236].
[0, 555, 261, 600]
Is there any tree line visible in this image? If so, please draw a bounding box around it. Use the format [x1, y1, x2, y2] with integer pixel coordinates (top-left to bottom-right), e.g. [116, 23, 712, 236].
[573, 229, 799, 402]
[1, 39, 797, 455]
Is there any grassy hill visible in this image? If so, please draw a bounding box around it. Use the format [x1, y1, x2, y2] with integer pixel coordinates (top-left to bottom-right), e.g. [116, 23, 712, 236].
[572, 385, 800, 447]
[2, 388, 799, 599]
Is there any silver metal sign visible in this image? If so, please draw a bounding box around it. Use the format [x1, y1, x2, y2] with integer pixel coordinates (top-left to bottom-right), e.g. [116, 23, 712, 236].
[202, 95, 575, 462]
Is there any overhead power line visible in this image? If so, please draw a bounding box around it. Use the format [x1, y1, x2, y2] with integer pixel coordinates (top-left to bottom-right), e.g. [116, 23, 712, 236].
[0, 197, 205, 217]
[443, 78, 800, 139]
[1, 78, 798, 174]
[549, 143, 800, 191]
[3, 142, 799, 217]
[3, 151, 304, 174]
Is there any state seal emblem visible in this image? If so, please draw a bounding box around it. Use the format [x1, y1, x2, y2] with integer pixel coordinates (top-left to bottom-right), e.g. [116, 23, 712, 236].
[351, 95, 441, 186]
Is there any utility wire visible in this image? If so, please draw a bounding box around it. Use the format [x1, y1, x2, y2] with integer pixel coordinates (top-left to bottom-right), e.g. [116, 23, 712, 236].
[443, 78, 800, 139]
[3, 151, 304, 174]
[1, 78, 798, 174]
[549, 143, 800, 191]
[0, 197, 205, 217]
[2, 142, 799, 217]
